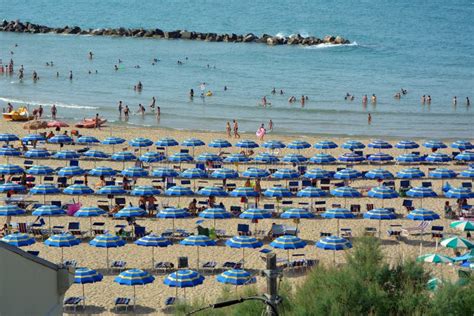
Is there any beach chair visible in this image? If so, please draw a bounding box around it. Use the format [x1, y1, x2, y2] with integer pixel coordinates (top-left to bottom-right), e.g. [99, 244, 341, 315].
[27, 250, 39, 256]
[422, 181, 432, 188]
[115, 197, 126, 206]
[283, 225, 298, 236]
[17, 222, 28, 233]
[154, 261, 174, 273]
[366, 204, 374, 211]
[387, 224, 402, 239]
[63, 297, 83, 312]
[401, 221, 431, 236]
[57, 177, 68, 188]
[202, 261, 217, 272]
[364, 227, 377, 237]
[402, 199, 414, 212]
[222, 260, 243, 270]
[350, 204, 361, 214]
[92, 222, 105, 235]
[134, 225, 146, 239]
[68, 222, 86, 238]
[197, 225, 210, 237]
[431, 226, 444, 239]
[110, 260, 127, 271]
[226, 183, 236, 192]
[289, 181, 299, 193]
[320, 232, 332, 237]
[114, 297, 133, 311]
[238, 224, 251, 236]
[269, 224, 285, 238]
[63, 260, 77, 268]
[462, 182, 473, 189]
[315, 207, 326, 214]
[23, 160, 33, 169]
[43, 175, 55, 183]
[30, 227, 48, 240]
[340, 228, 352, 238]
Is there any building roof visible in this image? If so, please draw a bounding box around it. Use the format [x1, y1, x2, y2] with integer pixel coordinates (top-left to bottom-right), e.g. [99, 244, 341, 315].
[0, 240, 59, 271]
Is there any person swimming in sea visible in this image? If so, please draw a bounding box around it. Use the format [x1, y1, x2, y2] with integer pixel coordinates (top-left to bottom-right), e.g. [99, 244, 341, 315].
[452, 96, 457, 106]
[467, 97, 470, 106]
[189, 89, 194, 99]
[69, 71, 73, 80]
[138, 104, 145, 116]
[371, 94, 377, 104]
[89, 51, 93, 59]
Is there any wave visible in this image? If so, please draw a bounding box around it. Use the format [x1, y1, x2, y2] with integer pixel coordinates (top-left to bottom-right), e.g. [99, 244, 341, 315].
[0, 97, 99, 110]
[304, 41, 359, 49]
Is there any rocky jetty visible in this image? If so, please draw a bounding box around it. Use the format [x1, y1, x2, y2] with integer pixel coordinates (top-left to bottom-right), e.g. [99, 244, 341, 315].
[0, 20, 350, 47]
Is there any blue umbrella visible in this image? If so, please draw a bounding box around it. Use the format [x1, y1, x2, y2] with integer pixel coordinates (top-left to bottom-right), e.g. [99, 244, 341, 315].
[397, 168, 425, 179]
[181, 138, 205, 157]
[430, 168, 456, 179]
[455, 151, 474, 162]
[0, 164, 24, 175]
[0, 147, 21, 163]
[74, 268, 103, 308]
[97, 185, 126, 195]
[240, 208, 272, 220]
[30, 184, 61, 203]
[89, 234, 125, 267]
[139, 152, 166, 163]
[310, 153, 336, 164]
[77, 136, 100, 144]
[157, 208, 190, 233]
[211, 168, 239, 179]
[0, 182, 25, 193]
[101, 136, 126, 145]
[281, 208, 314, 219]
[121, 166, 148, 177]
[199, 207, 231, 220]
[181, 168, 207, 179]
[58, 166, 85, 177]
[0, 133, 19, 142]
[334, 168, 362, 180]
[155, 137, 179, 147]
[272, 168, 299, 180]
[226, 236, 263, 267]
[451, 140, 473, 150]
[423, 140, 447, 149]
[297, 186, 327, 198]
[0, 205, 25, 216]
[365, 168, 394, 179]
[282, 154, 308, 164]
[254, 153, 280, 164]
[363, 208, 396, 238]
[271, 235, 306, 262]
[114, 206, 146, 218]
[426, 153, 451, 163]
[88, 166, 116, 177]
[229, 187, 259, 197]
[368, 186, 398, 207]
[180, 235, 216, 268]
[407, 208, 440, 221]
[396, 153, 423, 163]
[242, 168, 270, 178]
[135, 234, 171, 268]
[129, 137, 153, 149]
[235, 140, 259, 149]
[407, 186, 437, 207]
[198, 186, 228, 197]
[26, 165, 54, 176]
[164, 270, 205, 298]
[217, 269, 253, 286]
[22, 134, 45, 143]
[321, 208, 355, 234]
[341, 140, 365, 150]
[196, 153, 222, 162]
[111, 152, 136, 168]
[316, 236, 352, 263]
[63, 184, 94, 199]
[445, 187, 473, 199]
[131, 186, 160, 196]
[331, 186, 361, 198]
[262, 140, 286, 149]
[287, 140, 311, 151]
[114, 269, 155, 309]
[24, 148, 51, 159]
[368, 139, 392, 150]
[53, 150, 80, 160]
[165, 186, 194, 196]
[368, 152, 393, 163]
[49, 135, 73, 144]
[152, 167, 180, 178]
[1, 232, 35, 247]
[460, 168, 474, 178]
[168, 152, 194, 163]
[44, 233, 80, 262]
[395, 140, 419, 150]
[223, 153, 251, 163]
[264, 186, 292, 198]
[208, 139, 232, 149]
[314, 140, 338, 150]
[338, 153, 365, 163]
[83, 150, 109, 159]
[32, 204, 66, 232]
[75, 207, 106, 233]
[303, 168, 332, 180]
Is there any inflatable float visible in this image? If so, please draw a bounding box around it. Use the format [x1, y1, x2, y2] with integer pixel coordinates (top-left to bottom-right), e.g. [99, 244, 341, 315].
[75, 118, 107, 128]
[3, 107, 34, 121]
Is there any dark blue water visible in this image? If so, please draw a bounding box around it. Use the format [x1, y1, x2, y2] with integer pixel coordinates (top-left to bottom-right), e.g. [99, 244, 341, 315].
[0, 0, 473, 138]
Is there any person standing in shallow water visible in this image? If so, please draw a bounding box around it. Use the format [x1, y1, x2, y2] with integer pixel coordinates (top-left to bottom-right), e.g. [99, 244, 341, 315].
[51, 104, 57, 119]
[368, 113, 372, 125]
[118, 101, 123, 117]
[269, 119, 273, 132]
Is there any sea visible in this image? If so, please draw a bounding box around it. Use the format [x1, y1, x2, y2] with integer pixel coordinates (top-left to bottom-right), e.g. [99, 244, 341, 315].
[0, 0, 473, 139]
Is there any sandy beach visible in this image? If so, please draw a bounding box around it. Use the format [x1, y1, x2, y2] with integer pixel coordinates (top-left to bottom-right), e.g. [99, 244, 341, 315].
[0, 120, 472, 315]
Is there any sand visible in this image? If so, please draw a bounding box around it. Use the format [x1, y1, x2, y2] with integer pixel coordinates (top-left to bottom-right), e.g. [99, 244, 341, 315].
[1, 121, 472, 315]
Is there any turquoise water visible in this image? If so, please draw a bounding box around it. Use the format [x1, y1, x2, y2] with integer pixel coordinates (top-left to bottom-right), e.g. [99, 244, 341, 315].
[0, 0, 473, 138]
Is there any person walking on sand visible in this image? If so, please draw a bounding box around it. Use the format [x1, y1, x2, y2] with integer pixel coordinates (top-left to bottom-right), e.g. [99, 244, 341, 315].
[51, 104, 57, 119]
[368, 113, 372, 125]
[226, 122, 231, 138]
[269, 119, 273, 132]
[233, 120, 240, 138]
[94, 113, 100, 129]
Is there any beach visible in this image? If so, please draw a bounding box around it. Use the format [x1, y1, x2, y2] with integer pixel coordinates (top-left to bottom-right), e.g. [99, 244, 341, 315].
[1, 121, 471, 314]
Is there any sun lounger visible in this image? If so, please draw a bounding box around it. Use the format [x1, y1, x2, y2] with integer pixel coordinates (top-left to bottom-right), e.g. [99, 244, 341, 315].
[320, 232, 332, 237]
[364, 227, 377, 237]
[202, 261, 217, 272]
[63, 260, 77, 268]
[30, 228, 48, 240]
[222, 260, 243, 269]
[27, 250, 39, 256]
[269, 224, 285, 237]
[155, 261, 174, 272]
[64, 296, 83, 312]
[387, 224, 402, 239]
[110, 260, 127, 271]
[401, 221, 431, 236]
[340, 228, 352, 238]
[238, 224, 251, 236]
[114, 297, 133, 311]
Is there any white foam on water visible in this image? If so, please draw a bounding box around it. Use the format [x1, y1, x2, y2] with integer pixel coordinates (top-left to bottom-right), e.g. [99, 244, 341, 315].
[304, 41, 359, 49]
[0, 97, 99, 110]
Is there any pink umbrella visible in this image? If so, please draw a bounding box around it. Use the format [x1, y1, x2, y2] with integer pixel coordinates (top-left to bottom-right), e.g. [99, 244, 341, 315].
[47, 121, 69, 128]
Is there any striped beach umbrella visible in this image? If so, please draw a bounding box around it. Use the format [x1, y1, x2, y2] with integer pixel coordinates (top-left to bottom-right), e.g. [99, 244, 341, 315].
[271, 235, 306, 262]
[272, 168, 299, 180]
[281, 208, 314, 221]
[338, 153, 365, 163]
[164, 270, 205, 298]
[75, 206, 107, 234]
[1, 233, 35, 247]
[297, 186, 327, 198]
[139, 152, 165, 163]
[262, 140, 286, 149]
[0, 147, 21, 163]
[282, 154, 308, 164]
[287, 140, 311, 151]
[321, 208, 355, 235]
[53, 150, 80, 160]
[32, 205, 65, 232]
[26, 165, 54, 176]
[341, 140, 365, 150]
[63, 184, 94, 201]
[0, 133, 19, 142]
[135, 234, 171, 268]
[196, 153, 222, 162]
[181, 168, 207, 179]
[157, 208, 190, 233]
[0, 164, 24, 175]
[208, 139, 232, 149]
[180, 235, 216, 268]
[97, 185, 126, 195]
[131, 186, 160, 196]
[364, 208, 396, 238]
[152, 167, 179, 178]
[74, 268, 103, 308]
[22, 134, 45, 143]
[114, 206, 146, 218]
[89, 234, 126, 267]
[303, 168, 332, 180]
[129, 137, 153, 148]
[114, 269, 155, 309]
[309, 153, 336, 164]
[368, 152, 393, 163]
[407, 186, 437, 208]
[111, 152, 136, 168]
[240, 208, 271, 234]
[83, 149, 109, 160]
[368, 186, 398, 207]
[455, 151, 474, 162]
[199, 207, 231, 223]
[264, 186, 292, 198]
[396, 153, 422, 164]
[58, 166, 85, 177]
[49, 135, 73, 144]
[445, 187, 473, 199]
[77, 136, 100, 144]
[235, 140, 259, 149]
[44, 233, 80, 262]
[314, 140, 338, 150]
[155, 137, 179, 147]
[395, 140, 419, 150]
[423, 140, 447, 149]
[217, 269, 253, 286]
[168, 152, 193, 163]
[255, 153, 279, 164]
[460, 168, 474, 178]
[426, 153, 451, 163]
[88, 166, 116, 177]
[407, 208, 440, 221]
[121, 166, 148, 177]
[242, 168, 270, 178]
[30, 184, 60, 203]
[230, 187, 259, 197]
[181, 138, 205, 157]
[450, 221, 474, 232]
[430, 168, 457, 179]
[197, 186, 228, 197]
[0, 182, 25, 193]
[24, 148, 51, 159]
[451, 140, 473, 150]
[226, 236, 263, 267]
[334, 168, 362, 180]
[417, 253, 454, 264]
[397, 168, 425, 179]
[101, 136, 126, 145]
[165, 185, 194, 197]
[211, 168, 239, 179]
[368, 139, 392, 150]
[440, 236, 474, 250]
[0, 205, 25, 216]
[316, 236, 352, 263]
[331, 186, 361, 198]
[365, 168, 394, 180]
[224, 153, 251, 163]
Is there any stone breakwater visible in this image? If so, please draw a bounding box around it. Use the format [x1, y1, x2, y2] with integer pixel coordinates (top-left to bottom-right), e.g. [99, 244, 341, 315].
[1, 20, 350, 46]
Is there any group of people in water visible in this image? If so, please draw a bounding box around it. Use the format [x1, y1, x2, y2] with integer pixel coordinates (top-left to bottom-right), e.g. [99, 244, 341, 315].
[117, 96, 160, 120]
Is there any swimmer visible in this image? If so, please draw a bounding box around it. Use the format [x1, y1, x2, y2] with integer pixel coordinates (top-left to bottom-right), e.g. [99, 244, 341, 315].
[368, 113, 372, 125]
[114, 65, 118, 71]
[453, 96, 457, 106]
[224, 86, 227, 91]
[301, 95, 305, 107]
[150, 96, 156, 109]
[280, 89, 284, 95]
[271, 88, 276, 94]
[427, 95, 431, 104]
[32, 71, 38, 81]
[69, 71, 73, 80]
[269, 119, 273, 131]
[118, 101, 123, 116]
[156, 106, 160, 118]
[124, 105, 130, 119]
[56, 72, 59, 77]
[89, 51, 93, 59]
[421, 95, 426, 104]
[394, 92, 401, 99]
[51, 104, 57, 119]
[467, 97, 470, 106]
[371, 94, 377, 104]
[189, 89, 194, 99]
[138, 104, 145, 116]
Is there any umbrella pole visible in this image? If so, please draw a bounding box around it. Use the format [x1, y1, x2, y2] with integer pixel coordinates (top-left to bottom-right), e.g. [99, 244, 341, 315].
[287, 250, 290, 263]
[337, 219, 340, 236]
[378, 219, 381, 239]
[61, 248, 64, 263]
[49, 216, 52, 234]
[82, 283, 86, 308]
[333, 250, 336, 265]
[106, 247, 109, 269]
[89, 217, 92, 237]
[152, 247, 155, 269]
[133, 285, 136, 310]
[242, 248, 245, 268]
[197, 247, 200, 270]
